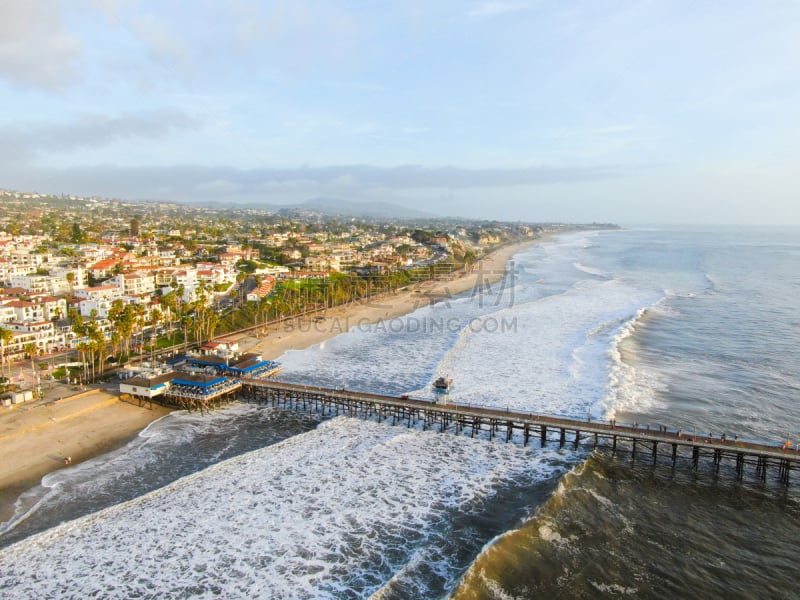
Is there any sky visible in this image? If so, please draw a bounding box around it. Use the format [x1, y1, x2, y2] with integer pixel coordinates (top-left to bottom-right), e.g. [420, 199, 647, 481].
[1, 0, 799, 224]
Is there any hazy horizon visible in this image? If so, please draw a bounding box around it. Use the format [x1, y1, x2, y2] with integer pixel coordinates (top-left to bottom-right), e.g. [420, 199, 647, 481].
[1, 1, 798, 225]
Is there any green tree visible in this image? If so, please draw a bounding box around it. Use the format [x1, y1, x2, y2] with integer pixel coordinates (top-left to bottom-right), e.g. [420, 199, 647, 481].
[0, 326, 13, 379]
[65, 271, 76, 294]
[76, 341, 91, 383]
[23, 342, 39, 394]
[71, 222, 87, 244]
[159, 290, 180, 336]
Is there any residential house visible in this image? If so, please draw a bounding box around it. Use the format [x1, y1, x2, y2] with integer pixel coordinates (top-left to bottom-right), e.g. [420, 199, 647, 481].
[246, 276, 276, 302]
[89, 259, 122, 280]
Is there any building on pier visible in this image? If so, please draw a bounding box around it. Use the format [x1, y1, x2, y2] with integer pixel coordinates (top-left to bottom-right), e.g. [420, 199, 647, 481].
[119, 371, 242, 411]
[223, 358, 282, 379]
[119, 372, 174, 400]
[168, 373, 241, 399]
[184, 354, 282, 379]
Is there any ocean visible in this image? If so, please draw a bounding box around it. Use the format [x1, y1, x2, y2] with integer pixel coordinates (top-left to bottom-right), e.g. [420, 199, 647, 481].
[1, 227, 799, 598]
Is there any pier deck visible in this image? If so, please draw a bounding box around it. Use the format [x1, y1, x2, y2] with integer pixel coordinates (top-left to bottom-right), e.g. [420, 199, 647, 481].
[241, 379, 800, 486]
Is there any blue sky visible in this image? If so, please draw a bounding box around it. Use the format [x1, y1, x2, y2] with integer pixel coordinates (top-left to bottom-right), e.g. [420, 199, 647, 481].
[1, 1, 798, 224]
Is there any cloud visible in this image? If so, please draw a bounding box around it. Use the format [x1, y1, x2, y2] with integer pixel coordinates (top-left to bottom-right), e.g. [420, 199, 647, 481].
[234, 0, 357, 72]
[0, 109, 200, 163]
[90, 0, 133, 19]
[195, 179, 242, 194]
[133, 13, 191, 66]
[0, 0, 81, 90]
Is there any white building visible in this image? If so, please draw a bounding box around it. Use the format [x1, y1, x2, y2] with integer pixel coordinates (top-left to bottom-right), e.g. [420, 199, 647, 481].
[108, 272, 156, 296]
[1, 300, 44, 322]
[74, 285, 123, 301]
[0, 300, 17, 323]
[8, 274, 70, 296]
[74, 285, 124, 319]
[49, 265, 88, 288]
[119, 373, 174, 399]
[7, 249, 51, 268]
[2, 320, 68, 357]
[27, 295, 68, 321]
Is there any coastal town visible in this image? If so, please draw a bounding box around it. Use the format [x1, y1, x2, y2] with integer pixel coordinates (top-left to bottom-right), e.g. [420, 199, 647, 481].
[0, 188, 602, 405]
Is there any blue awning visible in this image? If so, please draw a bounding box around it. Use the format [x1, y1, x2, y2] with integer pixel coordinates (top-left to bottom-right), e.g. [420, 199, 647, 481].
[226, 360, 281, 374]
[171, 376, 227, 388]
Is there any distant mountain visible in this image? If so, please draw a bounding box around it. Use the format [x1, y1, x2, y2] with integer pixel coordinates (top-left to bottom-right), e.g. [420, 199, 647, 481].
[284, 197, 436, 220]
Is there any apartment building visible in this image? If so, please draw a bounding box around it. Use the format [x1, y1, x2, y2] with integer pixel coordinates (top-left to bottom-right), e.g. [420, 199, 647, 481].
[0, 258, 36, 284]
[246, 276, 276, 302]
[7, 249, 52, 268]
[74, 285, 123, 318]
[8, 274, 70, 296]
[108, 272, 156, 296]
[27, 295, 68, 321]
[0, 300, 44, 322]
[0, 300, 17, 323]
[2, 320, 68, 357]
[89, 259, 121, 280]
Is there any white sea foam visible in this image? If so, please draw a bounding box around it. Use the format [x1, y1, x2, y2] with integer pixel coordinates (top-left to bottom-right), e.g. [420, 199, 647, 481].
[590, 582, 639, 595]
[276, 231, 665, 422]
[0, 229, 693, 597]
[0, 404, 300, 542]
[0, 418, 564, 598]
[573, 262, 609, 278]
[601, 300, 670, 418]
[0, 412, 178, 537]
[704, 273, 719, 294]
[431, 277, 662, 420]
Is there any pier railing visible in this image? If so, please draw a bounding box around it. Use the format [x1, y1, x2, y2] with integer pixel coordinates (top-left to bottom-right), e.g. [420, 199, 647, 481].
[241, 379, 800, 486]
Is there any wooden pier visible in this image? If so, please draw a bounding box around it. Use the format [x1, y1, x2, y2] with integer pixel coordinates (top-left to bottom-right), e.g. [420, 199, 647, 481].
[161, 380, 242, 413]
[241, 379, 800, 486]
[123, 373, 243, 414]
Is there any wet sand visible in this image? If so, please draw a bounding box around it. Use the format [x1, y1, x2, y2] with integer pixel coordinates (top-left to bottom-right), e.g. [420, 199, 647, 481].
[0, 391, 171, 522]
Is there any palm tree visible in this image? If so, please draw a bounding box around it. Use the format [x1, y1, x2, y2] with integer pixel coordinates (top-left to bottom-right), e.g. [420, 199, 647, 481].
[0, 326, 13, 380]
[89, 328, 106, 378]
[149, 307, 163, 360]
[76, 341, 91, 384]
[132, 304, 147, 361]
[23, 342, 39, 394]
[181, 315, 192, 350]
[110, 330, 122, 363]
[256, 295, 271, 334]
[65, 271, 76, 295]
[159, 291, 179, 337]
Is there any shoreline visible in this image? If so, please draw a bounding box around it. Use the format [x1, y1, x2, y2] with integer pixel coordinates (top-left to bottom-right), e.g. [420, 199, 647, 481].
[0, 392, 171, 523]
[236, 238, 541, 360]
[0, 237, 542, 524]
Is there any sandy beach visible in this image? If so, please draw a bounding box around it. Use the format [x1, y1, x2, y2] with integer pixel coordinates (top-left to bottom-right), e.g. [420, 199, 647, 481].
[236, 239, 537, 360]
[0, 238, 537, 523]
[0, 392, 171, 523]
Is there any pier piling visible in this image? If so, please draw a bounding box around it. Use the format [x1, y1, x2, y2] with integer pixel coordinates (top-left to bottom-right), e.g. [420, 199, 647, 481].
[239, 380, 800, 488]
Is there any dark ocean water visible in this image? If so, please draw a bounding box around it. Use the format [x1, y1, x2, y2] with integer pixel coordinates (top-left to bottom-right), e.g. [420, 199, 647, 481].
[1, 227, 798, 599]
